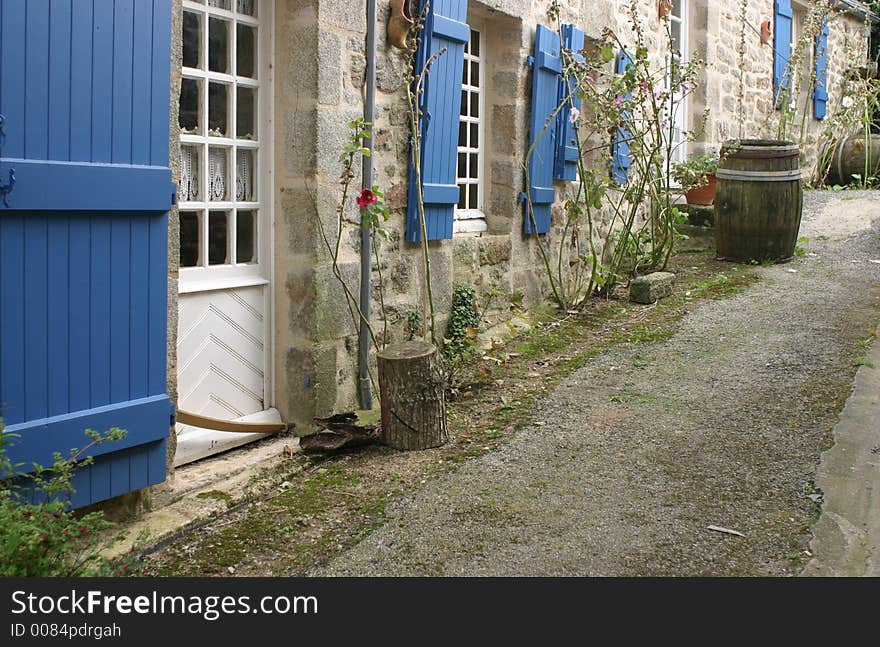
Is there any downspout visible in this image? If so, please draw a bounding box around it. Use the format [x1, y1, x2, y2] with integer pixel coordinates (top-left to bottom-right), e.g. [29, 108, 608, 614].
[359, 0, 378, 410]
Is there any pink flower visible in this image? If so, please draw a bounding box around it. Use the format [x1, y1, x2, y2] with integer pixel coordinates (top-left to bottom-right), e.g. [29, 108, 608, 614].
[569, 107, 580, 123]
[614, 95, 624, 106]
[357, 188, 378, 209]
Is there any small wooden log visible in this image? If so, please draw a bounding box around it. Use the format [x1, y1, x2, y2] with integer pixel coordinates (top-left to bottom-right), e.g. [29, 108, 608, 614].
[377, 341, 448, 451]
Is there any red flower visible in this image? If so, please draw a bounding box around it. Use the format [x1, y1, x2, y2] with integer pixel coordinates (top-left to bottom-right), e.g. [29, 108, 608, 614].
[357, 188, 379, 209]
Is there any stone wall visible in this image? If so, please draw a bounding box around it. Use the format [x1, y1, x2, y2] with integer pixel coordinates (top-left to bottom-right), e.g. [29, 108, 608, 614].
[270, 0, 871, 431]
[163, 0, 871, 446]
[695, 0, 868, 171]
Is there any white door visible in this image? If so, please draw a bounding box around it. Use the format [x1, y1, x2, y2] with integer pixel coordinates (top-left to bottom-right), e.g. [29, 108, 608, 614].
[176, 0, 275, 466]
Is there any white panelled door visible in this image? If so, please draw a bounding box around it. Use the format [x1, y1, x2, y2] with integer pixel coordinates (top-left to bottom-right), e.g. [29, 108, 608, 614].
[176, 0, 275, 466]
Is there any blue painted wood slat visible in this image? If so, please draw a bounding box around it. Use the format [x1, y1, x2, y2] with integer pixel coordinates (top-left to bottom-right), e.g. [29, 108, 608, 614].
[405, 0, 469, 243]
[47, 216, 70, 417]
[91, 1, 114, 163]
[3, 160, 173, 212]
[112, 0, 135, 164]
[0, 0, 27, 158]
[151, 0, 172, 168]
[814, 22, 830, 120]
[524, 25, 562, 235]
[131, 0, 154, 166]
[612, 51, 635, 185]
[148, 214, 168, 396]
[3, 395, 172, 470]
[110, 218, 131, 404]
[89, 216, 112, 409]
[554, 24, 585, 182]
[0, 214, 25, 425]
[774, 0, 794, 107]
[69, 0, 95, 162]
[129, 218, 150, 399]
[48, 0, 73, 161]
[24, 1, 51, 161]
[68, 218, 92, 414]
[23, 216, 50, 421]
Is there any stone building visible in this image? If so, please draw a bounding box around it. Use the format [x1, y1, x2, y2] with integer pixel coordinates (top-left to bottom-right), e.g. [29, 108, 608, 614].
[0, 1, 871, 509]
[166, 0, 871, 470]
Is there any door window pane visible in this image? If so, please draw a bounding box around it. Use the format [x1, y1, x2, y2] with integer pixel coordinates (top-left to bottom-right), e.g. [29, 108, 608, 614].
[236, 211, 256, 263]
[180, 211, 201, 267]
[236, 149, 255, 201]
[209, 147, 229, 201]
[208, 211, 229, 265]
[236, 87, 256, 140]
[182, 11, 201, 69]
[237, 0, 255, 16]
[179, 78, 201, 133]
[237, 24, 257, 78]
[180, 145, 201, 201]
[208, 82, 229, 136]
[209, 18, 230, 73]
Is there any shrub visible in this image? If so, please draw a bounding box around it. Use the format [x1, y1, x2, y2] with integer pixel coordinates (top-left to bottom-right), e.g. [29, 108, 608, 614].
[0, 424, 126, 577]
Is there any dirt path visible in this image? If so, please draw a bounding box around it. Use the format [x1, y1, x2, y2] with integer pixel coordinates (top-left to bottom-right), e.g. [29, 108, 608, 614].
[313, 192, 880, 576]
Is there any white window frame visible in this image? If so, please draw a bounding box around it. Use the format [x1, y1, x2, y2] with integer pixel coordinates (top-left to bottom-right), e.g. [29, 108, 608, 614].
[455, 27, 487, 235]
[665, 0, 688, 168]
[789, 1, 813, 114]
[178, 0, 273, 293]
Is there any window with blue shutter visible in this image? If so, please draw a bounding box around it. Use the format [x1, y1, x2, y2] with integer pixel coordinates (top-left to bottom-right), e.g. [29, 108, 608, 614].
[0, 0, 173, 508]
[406, 0, 470, 243]
[774, 0, 794, 108]
[611, 51, 634, 185]
[554, 24, 585, 182]
[524, 25, 562, 235]
[814, 21, 829, 120]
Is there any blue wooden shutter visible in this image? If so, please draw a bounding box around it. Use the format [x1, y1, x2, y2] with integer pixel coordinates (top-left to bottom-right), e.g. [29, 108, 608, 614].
[524, 25, 562, 235]
[611, 51, 634, 184]
[554, 24, 585, 182]
[774, 0, 794, 107]
[0, 0, 173, 508]
[814, 21, 830, 120]
[406, 0, 470, 243]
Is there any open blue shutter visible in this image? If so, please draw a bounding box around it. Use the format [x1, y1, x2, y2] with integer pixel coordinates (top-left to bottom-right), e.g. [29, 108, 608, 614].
[554, 24, 585, 182]
[774, 0, 793, 107]
[814, 21, 830, 120]
[611, 51, 634, 184]
[0, 0, 173, 508]
[406, 0, 469, 243]
[524, 25, 562, 235]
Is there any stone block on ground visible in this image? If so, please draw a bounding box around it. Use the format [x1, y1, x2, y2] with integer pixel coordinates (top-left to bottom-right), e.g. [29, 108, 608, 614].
[630, 272, 676, 304]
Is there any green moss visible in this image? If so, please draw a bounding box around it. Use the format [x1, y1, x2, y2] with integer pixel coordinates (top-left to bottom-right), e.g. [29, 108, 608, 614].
[195, 490, 233, 505]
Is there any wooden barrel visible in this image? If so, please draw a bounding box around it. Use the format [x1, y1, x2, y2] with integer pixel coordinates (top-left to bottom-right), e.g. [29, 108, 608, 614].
[715, 139, 803, 263]
[823, 134, 880, 186]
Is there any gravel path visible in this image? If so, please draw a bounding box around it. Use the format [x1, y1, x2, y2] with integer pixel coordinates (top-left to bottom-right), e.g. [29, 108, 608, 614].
[314, 191, 880, 577]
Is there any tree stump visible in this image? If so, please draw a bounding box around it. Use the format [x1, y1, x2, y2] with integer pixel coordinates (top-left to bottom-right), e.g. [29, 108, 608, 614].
[377, 341, 448, 450]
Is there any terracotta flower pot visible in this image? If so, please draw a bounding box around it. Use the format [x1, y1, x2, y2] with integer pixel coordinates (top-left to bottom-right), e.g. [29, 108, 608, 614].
[684, 173, 717, 206]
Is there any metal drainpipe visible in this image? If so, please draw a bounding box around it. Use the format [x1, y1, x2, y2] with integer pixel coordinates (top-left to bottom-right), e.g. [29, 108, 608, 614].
[359, 0, 378, 411]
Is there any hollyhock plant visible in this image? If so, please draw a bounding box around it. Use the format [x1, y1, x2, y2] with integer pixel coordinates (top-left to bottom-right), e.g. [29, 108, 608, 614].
[357, 188, 379, 209]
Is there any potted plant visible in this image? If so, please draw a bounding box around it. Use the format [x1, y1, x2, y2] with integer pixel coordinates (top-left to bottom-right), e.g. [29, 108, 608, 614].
[673, 154, 719, 205]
